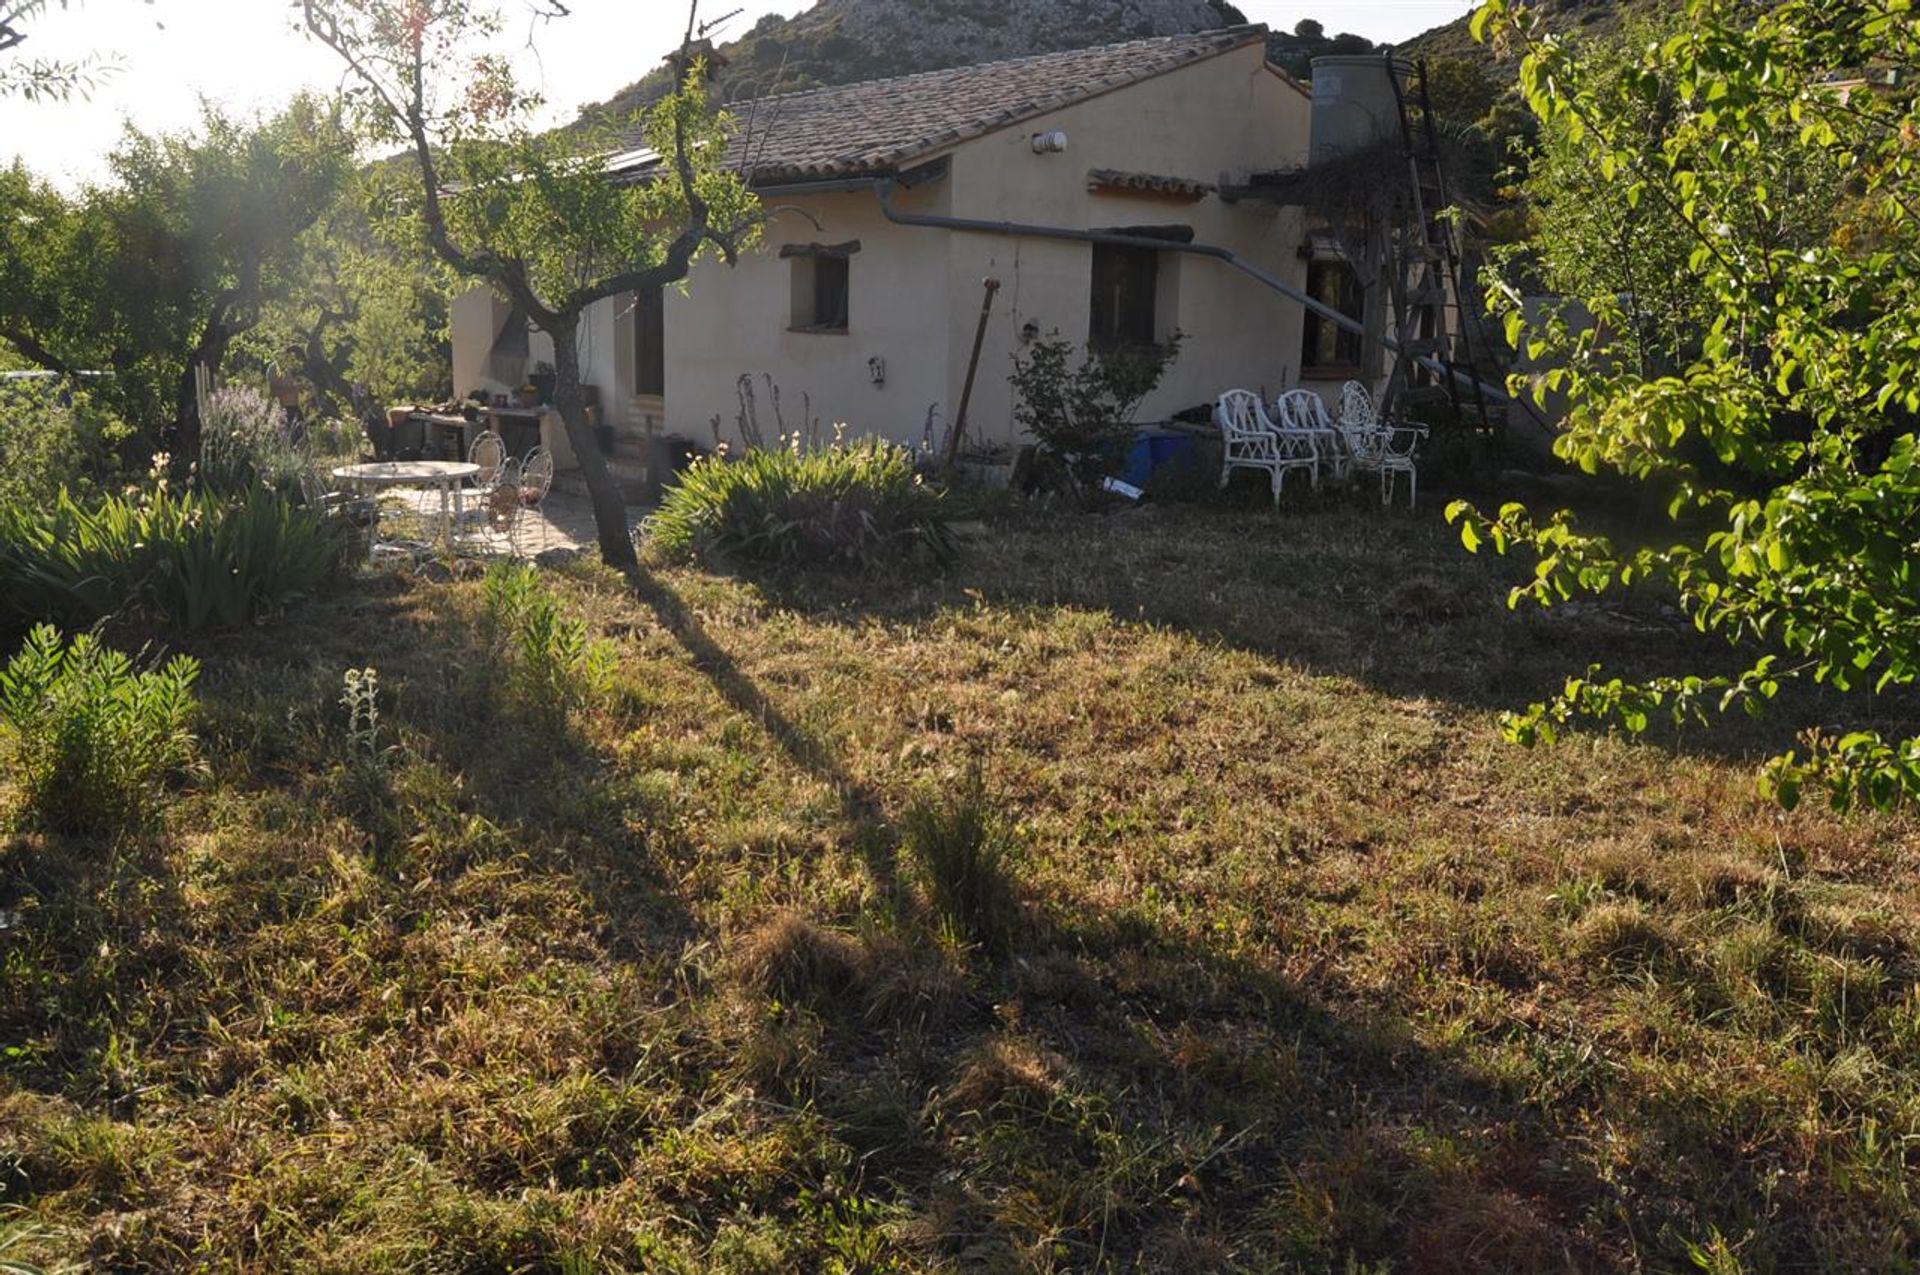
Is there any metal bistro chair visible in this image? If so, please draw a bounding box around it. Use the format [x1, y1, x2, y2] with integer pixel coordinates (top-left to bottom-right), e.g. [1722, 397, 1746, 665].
[465, 429, 508, 516]
[1338, 380, 1428, 509]
[1273, 389, 1346, 486]
[476, 455, 525, 557]
[1216, 389, 1317, 507]
[517, 446, 555, 557]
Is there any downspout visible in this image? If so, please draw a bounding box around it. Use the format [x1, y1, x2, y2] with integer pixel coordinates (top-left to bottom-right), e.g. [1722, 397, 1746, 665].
[870, 177, 1511, 405]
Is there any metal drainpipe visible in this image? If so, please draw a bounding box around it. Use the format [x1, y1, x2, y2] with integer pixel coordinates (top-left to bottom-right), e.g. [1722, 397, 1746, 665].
[868, 177, 1510, 405]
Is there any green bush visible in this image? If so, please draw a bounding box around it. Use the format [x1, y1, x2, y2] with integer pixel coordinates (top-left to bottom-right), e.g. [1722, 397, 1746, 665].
[1009, 332, 1181, 497]
[0, 481, 346, 635]
[481, 562, 617, 723]
[0, 624, 199, 835]
[647, 439, 954, 568]
[0, 378, 133, 507]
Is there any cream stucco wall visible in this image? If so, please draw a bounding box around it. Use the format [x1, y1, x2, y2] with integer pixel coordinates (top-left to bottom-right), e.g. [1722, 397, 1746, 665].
[665, 177, 957, 450]
[452, 40, 1315, 456]
[664, 40, 1312, 452]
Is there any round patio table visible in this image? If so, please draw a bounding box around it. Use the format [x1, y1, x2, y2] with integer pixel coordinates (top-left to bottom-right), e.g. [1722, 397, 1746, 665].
[331, 460, 480, 558]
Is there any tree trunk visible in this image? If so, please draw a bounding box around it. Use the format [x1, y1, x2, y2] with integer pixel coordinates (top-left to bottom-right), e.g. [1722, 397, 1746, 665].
[547, 309, 638, 573]
[172, 307, 234, 461]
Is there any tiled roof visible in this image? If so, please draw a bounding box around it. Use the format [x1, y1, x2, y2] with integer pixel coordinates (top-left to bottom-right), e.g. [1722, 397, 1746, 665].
[620, 26, 1269, 185]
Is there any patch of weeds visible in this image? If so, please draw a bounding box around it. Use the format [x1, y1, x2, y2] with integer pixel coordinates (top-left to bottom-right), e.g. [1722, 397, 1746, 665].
[730, 911, 868, 1008]
[0, 625, 199, 836]
[902, 765, 1020, 953]
[482, 563, 617, 727]
[1567, 902, 1681, 976]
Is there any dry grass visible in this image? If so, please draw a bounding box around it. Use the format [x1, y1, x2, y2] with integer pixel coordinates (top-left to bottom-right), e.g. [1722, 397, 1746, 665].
[2, 501, 1918, 1271]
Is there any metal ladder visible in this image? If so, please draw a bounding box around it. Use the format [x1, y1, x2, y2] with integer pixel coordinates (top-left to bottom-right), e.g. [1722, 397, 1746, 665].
[1380, 54, 1498, 439]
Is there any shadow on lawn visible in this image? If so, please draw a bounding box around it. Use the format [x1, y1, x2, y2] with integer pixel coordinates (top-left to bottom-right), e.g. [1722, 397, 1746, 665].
[0, 555, 1823, 1271]
[712, 500, 1920, 768]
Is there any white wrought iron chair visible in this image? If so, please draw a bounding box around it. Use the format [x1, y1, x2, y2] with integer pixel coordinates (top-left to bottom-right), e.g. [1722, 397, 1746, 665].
[1338, 381, 1427, 509]
[468, 429, 507, 492]
[517, 446, 555, 556]
[1273, 389, 1345, 485]
[1215, 390, 1317, 507]
[477, 456, 524, 557]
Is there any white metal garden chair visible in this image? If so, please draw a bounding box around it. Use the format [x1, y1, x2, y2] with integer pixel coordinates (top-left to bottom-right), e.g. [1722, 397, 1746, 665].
[468, 429, 507, 493]
[1273, 389, 1345, 485]
[476, 456, 524, 557]
[1215, 390, 1317, 506]
[1338, 381, 1428, 509]
[517, 446, 555, 556]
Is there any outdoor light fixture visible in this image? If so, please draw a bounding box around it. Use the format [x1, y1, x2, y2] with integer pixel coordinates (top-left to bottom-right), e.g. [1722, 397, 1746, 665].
[1030, 130, 1068, 155]
[868, 356, 887, 386]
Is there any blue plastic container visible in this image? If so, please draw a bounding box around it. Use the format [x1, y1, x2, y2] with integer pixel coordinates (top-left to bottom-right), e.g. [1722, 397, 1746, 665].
[1123, 430, 1199, 487]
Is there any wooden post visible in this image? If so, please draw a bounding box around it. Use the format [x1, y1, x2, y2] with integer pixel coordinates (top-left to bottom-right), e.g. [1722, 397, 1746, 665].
[945, 276, 1002, 469]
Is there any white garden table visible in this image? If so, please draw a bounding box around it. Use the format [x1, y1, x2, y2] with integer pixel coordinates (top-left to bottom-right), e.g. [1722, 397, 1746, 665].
[331, 460, 480, 559]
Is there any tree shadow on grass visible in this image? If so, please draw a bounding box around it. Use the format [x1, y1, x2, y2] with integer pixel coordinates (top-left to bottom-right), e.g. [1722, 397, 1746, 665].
[697, 500, 1920, 770]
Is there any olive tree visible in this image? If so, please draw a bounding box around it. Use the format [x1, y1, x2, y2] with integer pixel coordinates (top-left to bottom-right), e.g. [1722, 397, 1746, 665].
[1454, 0, 1920, 811]
[300, 0, 758, 571]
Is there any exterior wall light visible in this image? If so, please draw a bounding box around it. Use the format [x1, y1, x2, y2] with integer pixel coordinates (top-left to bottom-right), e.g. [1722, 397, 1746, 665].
[1030, 131, 1069, 155]
[868, 356, 887, 386]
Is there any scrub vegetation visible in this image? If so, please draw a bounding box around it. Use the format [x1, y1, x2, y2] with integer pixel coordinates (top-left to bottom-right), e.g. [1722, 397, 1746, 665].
[2, 505, 1915, 1271]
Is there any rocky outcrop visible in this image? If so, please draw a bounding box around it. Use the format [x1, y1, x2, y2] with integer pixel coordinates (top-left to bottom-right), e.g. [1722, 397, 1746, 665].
[580, 0, 1249, 121]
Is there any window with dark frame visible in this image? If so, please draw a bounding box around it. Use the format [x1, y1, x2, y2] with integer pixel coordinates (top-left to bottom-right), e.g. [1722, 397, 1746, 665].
[784, 242, 856, 334]
[1089, 243, 1160, 350]
[1301, 258, 1365, 373]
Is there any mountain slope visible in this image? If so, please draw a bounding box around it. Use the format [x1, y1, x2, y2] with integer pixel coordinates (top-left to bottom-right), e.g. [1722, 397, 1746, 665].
[578, 0, 1250, 121]
[1398, 0, 1678, 65]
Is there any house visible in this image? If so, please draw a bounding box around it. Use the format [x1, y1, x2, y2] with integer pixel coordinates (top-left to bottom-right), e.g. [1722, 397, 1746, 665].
[452, 26, 1399, 480]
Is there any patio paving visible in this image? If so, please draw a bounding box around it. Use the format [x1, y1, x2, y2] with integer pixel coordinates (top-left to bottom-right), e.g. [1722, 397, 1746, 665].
[376, 484, 650, 559]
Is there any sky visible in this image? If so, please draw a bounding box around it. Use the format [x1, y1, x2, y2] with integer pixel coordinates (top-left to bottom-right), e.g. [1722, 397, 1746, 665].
[0, 0, 1475, 189]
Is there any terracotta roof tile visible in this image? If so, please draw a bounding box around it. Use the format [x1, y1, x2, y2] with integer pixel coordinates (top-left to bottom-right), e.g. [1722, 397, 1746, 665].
[620, 26, 1269, 184]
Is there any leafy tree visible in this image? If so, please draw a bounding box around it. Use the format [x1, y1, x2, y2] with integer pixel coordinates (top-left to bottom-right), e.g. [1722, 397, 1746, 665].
[0, 0, 141, 100]
[300, 0, 758, 571]
[1453, 0, 1920, 811]
[243, 164, 456, 422]
[0, 98, 352, 451]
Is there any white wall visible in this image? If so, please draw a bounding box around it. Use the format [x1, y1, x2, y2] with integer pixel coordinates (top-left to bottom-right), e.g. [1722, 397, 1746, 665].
[666, 178, 956, 449]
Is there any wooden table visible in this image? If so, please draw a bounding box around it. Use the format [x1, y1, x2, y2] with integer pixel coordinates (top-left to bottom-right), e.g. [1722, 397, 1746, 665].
[331, 461, 481, 558]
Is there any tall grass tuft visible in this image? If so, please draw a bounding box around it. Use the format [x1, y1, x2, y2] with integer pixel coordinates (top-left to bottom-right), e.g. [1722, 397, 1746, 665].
[903, 765, 1019, 952]
[647, 438, 954, 568]
[0, 483, 346, 635]
[481, 563, 617, 724]
[0, 624, 199, 835]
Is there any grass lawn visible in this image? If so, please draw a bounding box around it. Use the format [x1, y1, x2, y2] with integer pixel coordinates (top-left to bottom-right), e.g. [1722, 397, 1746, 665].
[3, 501, 1917, 1271]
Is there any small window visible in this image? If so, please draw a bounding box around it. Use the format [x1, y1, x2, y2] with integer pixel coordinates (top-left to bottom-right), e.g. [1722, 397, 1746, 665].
[1089, 243, 1159, 351]
[787, 247, 852, 334]
[1301, 259, 1365, 373]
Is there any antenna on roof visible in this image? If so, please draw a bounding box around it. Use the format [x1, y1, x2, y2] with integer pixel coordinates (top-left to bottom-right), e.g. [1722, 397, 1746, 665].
[701, 7, 745, 38]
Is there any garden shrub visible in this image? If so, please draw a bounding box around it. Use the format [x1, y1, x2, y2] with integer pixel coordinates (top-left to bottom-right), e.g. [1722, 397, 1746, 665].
[198, 385, 306, 495]
[1009, 332, 1181, 498]
[647, 439, 954, 568]
[481, 562, 617, 723]
[0, 624, 199, 835]
[0, 481, 346, 635]
[0, 377, 132, 508]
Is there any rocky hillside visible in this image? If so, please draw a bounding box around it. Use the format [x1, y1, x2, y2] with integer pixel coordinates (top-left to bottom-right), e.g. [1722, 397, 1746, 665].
[1398, 0, 1677, 65]
[578, 0, 1251, 120]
